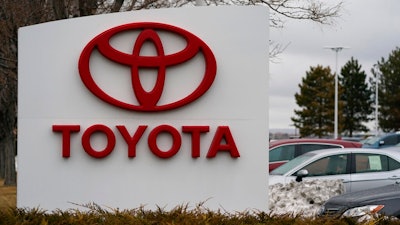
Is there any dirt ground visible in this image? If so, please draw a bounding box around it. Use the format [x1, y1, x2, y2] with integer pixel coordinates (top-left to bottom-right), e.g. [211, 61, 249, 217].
[0, 179, 16, 210]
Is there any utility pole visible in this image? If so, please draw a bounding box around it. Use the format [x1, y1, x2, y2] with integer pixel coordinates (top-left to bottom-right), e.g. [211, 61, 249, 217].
[375, 73, 380, 136]
[324, 46, 349, 139]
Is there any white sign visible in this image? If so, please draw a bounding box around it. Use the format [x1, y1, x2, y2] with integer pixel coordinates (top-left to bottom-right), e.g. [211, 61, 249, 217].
[18, 6, 269, 212]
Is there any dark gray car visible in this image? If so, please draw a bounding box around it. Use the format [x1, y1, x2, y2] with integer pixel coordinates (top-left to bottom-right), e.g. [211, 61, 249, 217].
[320, 183, 400, 218]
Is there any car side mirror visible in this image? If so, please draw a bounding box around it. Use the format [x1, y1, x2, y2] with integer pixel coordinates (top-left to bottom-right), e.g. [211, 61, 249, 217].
[295, 169, 308, 182]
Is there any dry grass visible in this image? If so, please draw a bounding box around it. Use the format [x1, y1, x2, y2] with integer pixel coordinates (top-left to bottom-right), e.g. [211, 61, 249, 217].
[0, 179, 16, 211]
[1, 182, 399, 224]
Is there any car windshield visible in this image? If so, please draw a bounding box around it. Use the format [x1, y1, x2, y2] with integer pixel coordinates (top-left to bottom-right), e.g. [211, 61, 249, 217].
[270, 153, 315, 175]
[362, 136, 381, 145]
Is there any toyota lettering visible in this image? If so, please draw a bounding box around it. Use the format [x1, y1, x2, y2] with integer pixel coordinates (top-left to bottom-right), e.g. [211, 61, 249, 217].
[53, 124, 240, 159]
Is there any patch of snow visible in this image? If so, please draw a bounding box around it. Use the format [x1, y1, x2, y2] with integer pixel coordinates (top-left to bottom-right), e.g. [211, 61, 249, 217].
[268, 179, 344, 218]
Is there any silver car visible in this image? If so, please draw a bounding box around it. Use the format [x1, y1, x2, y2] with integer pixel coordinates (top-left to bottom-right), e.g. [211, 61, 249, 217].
[269, 147, 400, 193]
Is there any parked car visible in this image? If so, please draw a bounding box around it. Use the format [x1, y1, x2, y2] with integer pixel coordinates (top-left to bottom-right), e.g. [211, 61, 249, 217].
[320, 183, 400, 219]
[269, 147, 400, 193]
[269, 139, 362, 171]
[362, 133, 400, 149]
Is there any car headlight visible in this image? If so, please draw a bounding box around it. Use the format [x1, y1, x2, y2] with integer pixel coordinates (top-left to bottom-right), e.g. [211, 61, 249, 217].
[342, 205, 385, 217]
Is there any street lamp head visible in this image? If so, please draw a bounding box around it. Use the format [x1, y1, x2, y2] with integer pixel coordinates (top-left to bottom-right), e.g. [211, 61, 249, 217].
[323, 46, 350, 52]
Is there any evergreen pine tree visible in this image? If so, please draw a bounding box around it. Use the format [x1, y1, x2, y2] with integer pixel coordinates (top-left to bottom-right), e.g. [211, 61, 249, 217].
[339, 57, 373, 136]
[372, 47, 400, 132]
[291, 65, 336, 137]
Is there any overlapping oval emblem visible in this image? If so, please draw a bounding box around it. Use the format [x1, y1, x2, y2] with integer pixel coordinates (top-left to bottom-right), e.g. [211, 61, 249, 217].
[78, 22, 217, 112]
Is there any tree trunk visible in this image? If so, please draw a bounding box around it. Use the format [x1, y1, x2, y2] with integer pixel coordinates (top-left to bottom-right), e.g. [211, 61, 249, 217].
[3, 134, 16, 186]
[111, 0, 124, 12]
[52, 0, 68, 19]
[0, 141, 5, 179]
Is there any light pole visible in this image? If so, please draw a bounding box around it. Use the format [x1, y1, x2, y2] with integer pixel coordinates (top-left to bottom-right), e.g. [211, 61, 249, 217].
[324, 46, 348, 139]
[375, 73, 380, 136]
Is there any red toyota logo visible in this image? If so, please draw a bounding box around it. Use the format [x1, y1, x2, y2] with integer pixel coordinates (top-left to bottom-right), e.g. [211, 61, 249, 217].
[78, 22, 217, 111]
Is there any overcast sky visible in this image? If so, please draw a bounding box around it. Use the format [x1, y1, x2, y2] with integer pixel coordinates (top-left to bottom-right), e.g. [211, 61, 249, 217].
[268, 0, 400, 132]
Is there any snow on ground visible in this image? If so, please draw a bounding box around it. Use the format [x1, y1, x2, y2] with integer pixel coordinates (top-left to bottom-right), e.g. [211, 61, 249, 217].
[268, 179, 345, 218]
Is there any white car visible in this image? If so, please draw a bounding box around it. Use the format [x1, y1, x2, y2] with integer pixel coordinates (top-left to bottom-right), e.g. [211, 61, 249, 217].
[269, 147, 400, 193]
